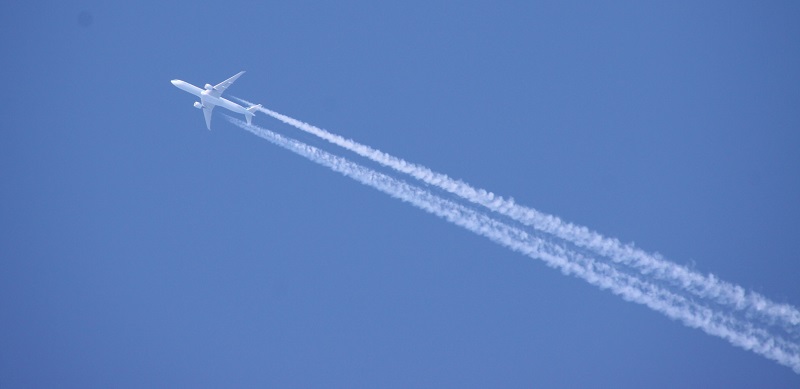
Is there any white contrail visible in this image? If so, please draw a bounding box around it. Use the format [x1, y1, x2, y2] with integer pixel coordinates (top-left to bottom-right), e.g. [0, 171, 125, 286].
[226, 116, 800, 373]
[234, 97, 800, 332]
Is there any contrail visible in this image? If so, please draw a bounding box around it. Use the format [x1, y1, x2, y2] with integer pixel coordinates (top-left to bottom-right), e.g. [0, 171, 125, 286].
[234, 97, 800, 333]
[226, 116, 800, 373]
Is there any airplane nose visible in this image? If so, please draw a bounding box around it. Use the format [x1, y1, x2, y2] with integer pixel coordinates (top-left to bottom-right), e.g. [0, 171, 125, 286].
[171, 79, 179, 86]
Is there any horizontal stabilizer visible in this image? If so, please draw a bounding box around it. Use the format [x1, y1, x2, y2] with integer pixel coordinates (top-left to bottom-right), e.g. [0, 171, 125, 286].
[244, 104, 261, 125]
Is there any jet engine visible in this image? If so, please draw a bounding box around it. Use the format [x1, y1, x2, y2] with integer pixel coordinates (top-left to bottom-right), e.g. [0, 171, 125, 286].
[193, 102, 203, 109]
[204, 84, 214, 90]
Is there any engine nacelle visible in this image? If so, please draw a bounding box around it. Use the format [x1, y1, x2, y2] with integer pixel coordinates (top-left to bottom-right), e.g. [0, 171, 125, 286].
[193, 102, 203, 109]
[204, 83, 214, 90]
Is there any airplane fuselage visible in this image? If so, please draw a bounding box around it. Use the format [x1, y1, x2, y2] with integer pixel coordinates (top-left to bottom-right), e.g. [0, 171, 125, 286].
[171, 80, 248, 115]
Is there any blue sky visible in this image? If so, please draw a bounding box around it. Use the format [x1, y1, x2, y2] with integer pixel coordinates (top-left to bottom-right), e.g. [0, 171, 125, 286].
[2, 1, 799, 387]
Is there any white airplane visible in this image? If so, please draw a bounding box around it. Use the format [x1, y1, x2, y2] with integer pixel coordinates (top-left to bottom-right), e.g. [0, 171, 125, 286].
[171, 71, 261, 130]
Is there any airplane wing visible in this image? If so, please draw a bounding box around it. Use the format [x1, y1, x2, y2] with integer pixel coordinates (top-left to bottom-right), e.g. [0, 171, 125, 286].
[202, 100, 216, 130]
[212, 71, 245, 97]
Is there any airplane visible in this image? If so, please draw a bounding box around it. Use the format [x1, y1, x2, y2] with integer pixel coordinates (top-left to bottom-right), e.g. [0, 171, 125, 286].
[171, 71, 261, 130]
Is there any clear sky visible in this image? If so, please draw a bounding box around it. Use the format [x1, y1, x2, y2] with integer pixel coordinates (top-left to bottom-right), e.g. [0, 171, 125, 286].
[2, 1, 799, 387]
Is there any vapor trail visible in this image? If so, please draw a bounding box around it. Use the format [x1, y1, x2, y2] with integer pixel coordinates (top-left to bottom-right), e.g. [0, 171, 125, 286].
[234, 97, 800, 333]
[226, 116, 800, 373]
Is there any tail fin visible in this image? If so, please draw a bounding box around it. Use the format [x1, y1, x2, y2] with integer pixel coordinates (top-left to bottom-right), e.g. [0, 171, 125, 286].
[245, 104, 261, 125]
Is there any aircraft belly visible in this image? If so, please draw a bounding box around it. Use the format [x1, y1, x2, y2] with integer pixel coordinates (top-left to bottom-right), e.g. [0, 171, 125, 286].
[179, 83, 203, 96]
[217, 98, 246, 114]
